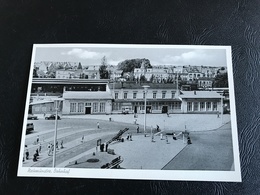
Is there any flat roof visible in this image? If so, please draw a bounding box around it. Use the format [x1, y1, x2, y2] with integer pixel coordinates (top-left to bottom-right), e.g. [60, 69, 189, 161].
[179, 91, 223, 99]
[63, 91, 113, 100]
[32, 78, 109, 84]
[108, 82, 177, 90]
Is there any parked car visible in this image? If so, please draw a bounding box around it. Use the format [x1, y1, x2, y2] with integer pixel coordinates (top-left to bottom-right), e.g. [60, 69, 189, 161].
[27, 114, 38, 120]
[45, 114, 61, 120]
[26, 123, 34, 134]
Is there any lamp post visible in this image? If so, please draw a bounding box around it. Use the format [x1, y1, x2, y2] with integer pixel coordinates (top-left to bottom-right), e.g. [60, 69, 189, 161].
[52, 98, 64, 168]
[142, 85, 150, 136]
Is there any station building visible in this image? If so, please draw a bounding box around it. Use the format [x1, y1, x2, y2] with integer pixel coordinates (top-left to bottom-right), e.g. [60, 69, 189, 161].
[29, 78, 225, 116]
[108, 82, 182, 114]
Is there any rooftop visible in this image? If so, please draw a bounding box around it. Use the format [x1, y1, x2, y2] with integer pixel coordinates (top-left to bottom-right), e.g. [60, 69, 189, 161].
[63, 91, 113, 99]
[108, 82, 177, 90]
[179, 91, 223, 99]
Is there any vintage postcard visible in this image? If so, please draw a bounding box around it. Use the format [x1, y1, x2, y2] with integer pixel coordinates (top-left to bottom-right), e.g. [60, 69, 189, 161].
[18, 44, 241, 182]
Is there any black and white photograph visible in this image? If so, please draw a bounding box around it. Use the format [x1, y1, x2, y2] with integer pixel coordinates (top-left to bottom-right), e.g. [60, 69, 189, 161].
[17, 44, 241, 181]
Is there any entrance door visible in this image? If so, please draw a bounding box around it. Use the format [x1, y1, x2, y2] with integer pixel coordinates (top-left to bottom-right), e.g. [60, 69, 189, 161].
[146, 106, 151, 113]
[162, 106, 168, 113]
[85, 107, 91, 114]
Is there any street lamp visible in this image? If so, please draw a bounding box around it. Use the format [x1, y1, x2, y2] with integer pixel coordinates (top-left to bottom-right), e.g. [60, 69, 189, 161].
[52, 98, 64, 168]
[142, 85, 150, 136]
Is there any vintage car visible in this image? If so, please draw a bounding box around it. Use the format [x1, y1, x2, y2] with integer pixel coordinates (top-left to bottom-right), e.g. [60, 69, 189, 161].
[27, 114, 38, 120]
[45, 114, 61, 120]
[26, 123, 34, 134]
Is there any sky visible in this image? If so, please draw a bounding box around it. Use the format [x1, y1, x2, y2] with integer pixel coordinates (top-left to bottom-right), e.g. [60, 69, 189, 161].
[34, 45, 228, 67]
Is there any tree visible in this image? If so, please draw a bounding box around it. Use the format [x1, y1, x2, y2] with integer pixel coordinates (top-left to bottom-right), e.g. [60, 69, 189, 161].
[33, 68, 38, 78]
[77, 62, 82, 70]
[99, 56, 109, 79]
[214, 73, 228, 87]
[117, 58, 152, 73]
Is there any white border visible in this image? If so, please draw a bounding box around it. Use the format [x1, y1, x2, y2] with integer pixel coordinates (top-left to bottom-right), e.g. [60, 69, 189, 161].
[17, 44, 241, 182]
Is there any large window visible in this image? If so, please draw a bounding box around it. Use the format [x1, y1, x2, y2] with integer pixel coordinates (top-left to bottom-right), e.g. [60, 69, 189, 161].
[187, 102, 192, 111]
[133, 92, 137, 99]
[70, 103, 77, 112]
[162, 91, 166, 99]
[200, 102, 205, 111]
[93, 102, 98, 113]
[194, 102, 198, 111]
[153, 92, 157, 99]
[213, 102, 217, 111]
[85, 102, 91, 106]
[206, 102, 211, 111]
[112, 103, 120, 111]
[153, 102, 159, 110]
[100, 102, 105, 112]
[115, 92, 118, 99]
[78, 103, 84, 113]
[124, 92, 128, 99]
[173, 102, 181, 110]
[171, 91, 175, 99]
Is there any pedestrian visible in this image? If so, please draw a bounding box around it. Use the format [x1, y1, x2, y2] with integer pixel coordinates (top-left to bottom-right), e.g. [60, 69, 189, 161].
[105, 143, 108, 152]
[36, 135, 39, 144]
[35, 148, 39, 157]
[56, 140, 59, 150]
[51, 144, 54, 155]
[160, 133, 163, 140]
[25, 146, 29, 160]
[217, 111, 220, 118]
[130, 133, 132, 141]
[47, 143, 51, 155]
[97, 122, 100, 129]
[60, 140, 64, 149]
[127, 133, 129, 141]
[187, 136, 192, 144]
[156, 125, 160, 132]
[137, 125, 139, 133]
[33, 153, 38, 162]
[81, 135, 84, 143]
[38, 143, 42, 153]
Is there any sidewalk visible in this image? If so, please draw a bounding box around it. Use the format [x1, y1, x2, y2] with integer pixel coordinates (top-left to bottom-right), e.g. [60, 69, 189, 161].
[63, 113, 231, 131]
[61, 133, 187, 169]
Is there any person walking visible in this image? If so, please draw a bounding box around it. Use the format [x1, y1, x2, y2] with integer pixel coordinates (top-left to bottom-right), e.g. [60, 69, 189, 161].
[60, 140, 64, 149]
[36, 135, 39, 144]
[81, 135, 84, 143]
[38, 143, 42, 154]
[56, 140, 59, 150]
[25, 145, 29, 160]
[47, 143, 51, 156]
[97, 122, 100, 129]
[137, 125, 139, 133]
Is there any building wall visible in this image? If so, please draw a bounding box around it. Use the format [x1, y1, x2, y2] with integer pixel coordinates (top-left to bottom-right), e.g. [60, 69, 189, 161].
[31, 102, 55, 114]
[181, 98, 222, 113]
[62, 99, 112, 115]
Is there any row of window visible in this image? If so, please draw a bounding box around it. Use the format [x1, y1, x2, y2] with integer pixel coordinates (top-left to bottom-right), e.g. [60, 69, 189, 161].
[187, 102, 218, 111]
[70, 102, 106, 113]
[112, 102, 181, 111]
[115, 91, 175, 99]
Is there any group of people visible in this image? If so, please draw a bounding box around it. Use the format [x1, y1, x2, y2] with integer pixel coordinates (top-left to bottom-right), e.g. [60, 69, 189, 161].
[23, 134, 65, 163]
[126, 133, 133, 141]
